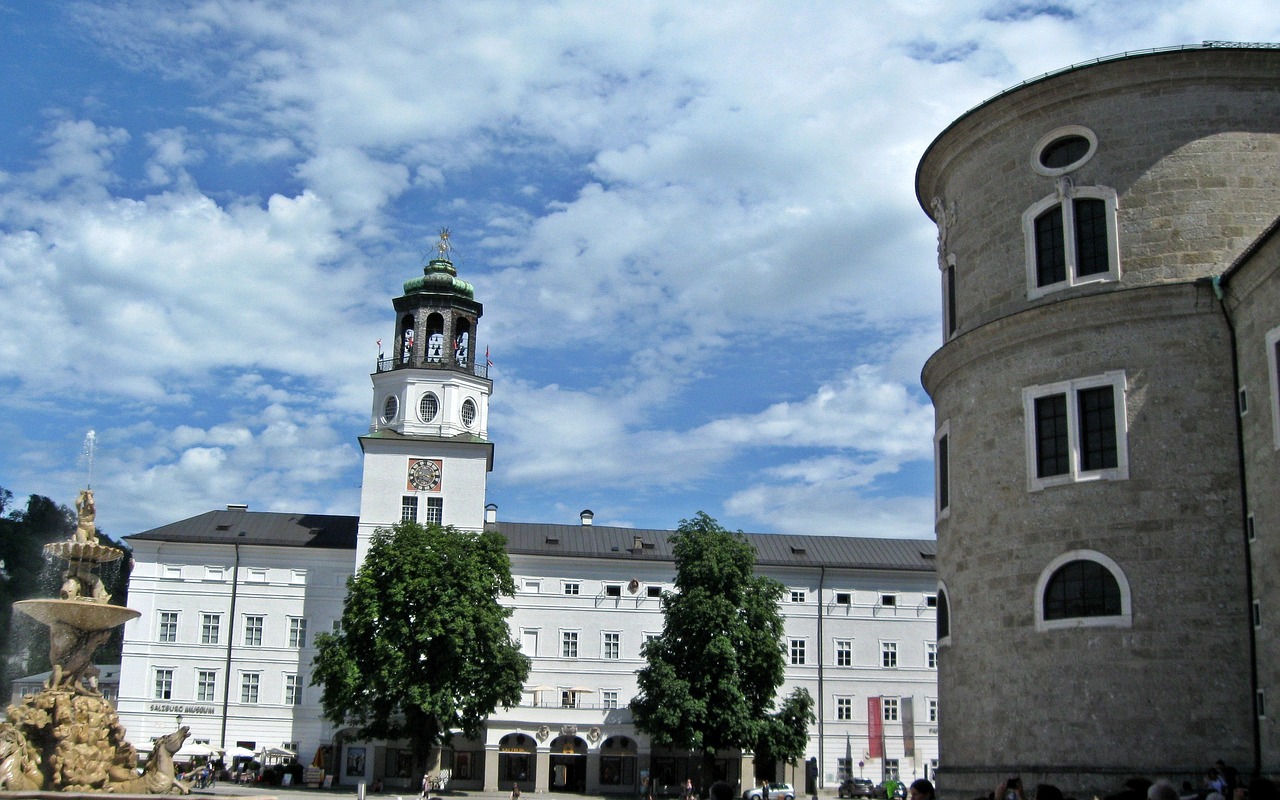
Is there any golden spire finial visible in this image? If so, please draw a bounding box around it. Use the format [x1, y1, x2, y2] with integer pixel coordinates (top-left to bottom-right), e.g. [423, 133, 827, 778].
[436, 228, 452, 260]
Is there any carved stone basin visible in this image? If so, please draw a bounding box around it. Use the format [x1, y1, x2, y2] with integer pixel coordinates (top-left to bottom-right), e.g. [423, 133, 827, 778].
[44, 540, 125, 564]
[14, 599, 140, 631]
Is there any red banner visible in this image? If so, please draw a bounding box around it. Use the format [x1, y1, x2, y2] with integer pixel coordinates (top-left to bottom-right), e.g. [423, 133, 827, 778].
[867, 697, 883, 759]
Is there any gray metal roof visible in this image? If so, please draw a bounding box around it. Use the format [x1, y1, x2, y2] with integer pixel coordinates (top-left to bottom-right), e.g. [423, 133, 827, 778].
[126, 509, 358, 549]
[126, 511, 935, 573]
[494, 521, 936, 573]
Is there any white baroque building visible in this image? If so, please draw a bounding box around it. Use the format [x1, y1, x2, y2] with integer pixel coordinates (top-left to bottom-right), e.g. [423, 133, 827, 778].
[116, 249, 939, 794]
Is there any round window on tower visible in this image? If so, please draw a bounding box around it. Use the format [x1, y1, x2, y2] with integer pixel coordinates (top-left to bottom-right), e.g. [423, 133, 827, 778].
[382, 395, 399, 424]
[419, 393, 439, 423]
[461, 398, 477, 428]
[1031, 125, 1097, 176]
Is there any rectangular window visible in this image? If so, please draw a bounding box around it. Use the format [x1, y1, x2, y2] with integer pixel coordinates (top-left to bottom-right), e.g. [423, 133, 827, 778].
[401, 495, 418, 522]
[836, 697, 853, 721]
[1025, 188, 1120, 297]
[835, 639, 853, 667]
[883, 698, 899, 722]
[925, 594, 938, 608]
[246, 568, 267, 582]
[945, 261, 957, 337]
[424, 496, 443, 525]
[244, 616, 263, 646]
[604, 584, 622, 597]
[241, 673, 260, 704]
[790, 590, 806, 603]
[880, 594, 897, 607]
[561, 631, 578, 658]
[647, 585, 662, 598]
[563, 582, 580, 596]
[790, 639, 806, 665]
[835, 592, 852, 606]
[159, 611, 179, 643]
[154, 668, 173, 700]
[289, 618, 308, 648]
[602, 690, 619, 710]
[927, 642, 938, 669]
[284, 673, 302, 706]
[1025, 372, 1128, 490]
[201, 613, 221, 645]
[523, 579, 541, 593]
[881, 641, 898, 668]
[1268, 327, 1280, 450]
[197, 670, 217, 702]
[837, 758, 852, 782]
[603, 632, 620, 659]
[936, 427, 950, 515]
[928, 698, 938, 723]
[884, 758, 900, 781]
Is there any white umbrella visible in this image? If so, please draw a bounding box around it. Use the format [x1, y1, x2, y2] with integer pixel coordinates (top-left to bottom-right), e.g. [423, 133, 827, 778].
[225, 746, 256, 759]
[175, 742, 221, 760]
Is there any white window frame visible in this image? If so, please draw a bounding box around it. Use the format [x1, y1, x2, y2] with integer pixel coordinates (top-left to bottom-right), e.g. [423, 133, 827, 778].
[243, 615, 264, 646]
[835, 638, 853, 667]
[835, 696, 853, 721]
[926, 642, 937, 669]
[935, 420, 951, 521]
[561, 630, 579, 658]
[562, 581, 580, 596]
[602, 631, 620, 660]
[401, 495, 418, 523]
[289, 617, 308, 649]
[790, 589, 806, 603]
[1267, 325, 1280, 450]
[200, 613, 221, 645]
[522, 579, 541, 593]
[1022, 184, 1121, 300]
[424, 496, 443, 525]
[602, 690, 620, 710]
[158, 611, 179, 643]
[240, 672, 260, 704]
[881, 641, 898, 668]
[1023, 371, 1129, 491]
[154, 668, 174, 700]
[928, 698, 938, 723]
[197, 670, 217, 702]
[1034, 549, 1132, 632]
[882, 697, 899, 722]
[284, 673, 302, 706]
[789, 638, 807, 665]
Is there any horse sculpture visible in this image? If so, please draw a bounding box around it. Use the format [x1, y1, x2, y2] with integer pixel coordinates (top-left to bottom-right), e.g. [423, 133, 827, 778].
[109, 725, 193, 794]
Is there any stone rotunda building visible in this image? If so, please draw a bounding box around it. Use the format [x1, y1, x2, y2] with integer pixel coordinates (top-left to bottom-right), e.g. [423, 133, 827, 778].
[919, 45, 1280, 796]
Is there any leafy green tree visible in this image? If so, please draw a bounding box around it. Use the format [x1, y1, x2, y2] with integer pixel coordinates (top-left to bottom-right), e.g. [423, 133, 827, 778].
[312, 521, 530, 775]
[631, 512, 815, 780]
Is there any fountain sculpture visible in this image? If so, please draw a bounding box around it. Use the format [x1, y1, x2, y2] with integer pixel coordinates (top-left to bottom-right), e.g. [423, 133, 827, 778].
[0, 488, 192, 793]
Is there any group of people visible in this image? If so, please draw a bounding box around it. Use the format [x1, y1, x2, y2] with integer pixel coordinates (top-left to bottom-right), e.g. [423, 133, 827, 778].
[978, 763, 1278, 800]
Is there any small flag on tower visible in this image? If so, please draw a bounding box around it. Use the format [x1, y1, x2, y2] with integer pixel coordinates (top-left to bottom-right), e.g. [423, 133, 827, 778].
[486, 346, 493, 367]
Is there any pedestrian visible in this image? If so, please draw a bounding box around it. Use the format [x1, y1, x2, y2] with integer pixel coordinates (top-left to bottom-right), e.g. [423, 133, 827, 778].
[421, 773, 430, 799]
[512, 782, 522, 800]
[685, 779, 695, 800]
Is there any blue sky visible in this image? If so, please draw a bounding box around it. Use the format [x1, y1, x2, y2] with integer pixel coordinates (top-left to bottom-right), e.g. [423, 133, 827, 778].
[2, 1, 1278, 539]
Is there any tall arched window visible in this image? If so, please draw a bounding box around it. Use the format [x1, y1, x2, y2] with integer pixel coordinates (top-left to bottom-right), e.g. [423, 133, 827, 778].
[937, 585, 951, 644]
[1035, 550, 1131, 631]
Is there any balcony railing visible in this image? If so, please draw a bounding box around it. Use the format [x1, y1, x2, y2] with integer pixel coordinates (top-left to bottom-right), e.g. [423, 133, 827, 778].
[376, 351, 489, 379]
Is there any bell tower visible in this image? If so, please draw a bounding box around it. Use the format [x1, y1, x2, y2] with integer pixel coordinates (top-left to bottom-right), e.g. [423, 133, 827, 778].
[355, 229, 494, 565]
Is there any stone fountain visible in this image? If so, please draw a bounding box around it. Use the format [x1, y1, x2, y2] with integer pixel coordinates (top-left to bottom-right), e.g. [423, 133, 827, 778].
[0, 489, 191, 794]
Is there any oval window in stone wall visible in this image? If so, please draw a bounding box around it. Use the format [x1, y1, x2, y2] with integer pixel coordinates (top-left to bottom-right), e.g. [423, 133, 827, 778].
[1031, 125, 1097, 176]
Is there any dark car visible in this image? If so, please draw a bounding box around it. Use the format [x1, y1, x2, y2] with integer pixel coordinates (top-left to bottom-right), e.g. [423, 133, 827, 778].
[838, 779, 877, 799]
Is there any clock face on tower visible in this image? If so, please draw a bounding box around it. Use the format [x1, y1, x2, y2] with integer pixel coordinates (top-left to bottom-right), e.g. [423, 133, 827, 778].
[407, 459, 442, 492]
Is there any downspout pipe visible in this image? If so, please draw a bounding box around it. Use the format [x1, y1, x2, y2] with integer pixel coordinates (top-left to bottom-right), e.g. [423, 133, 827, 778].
[220, 542, 241, 750]
[817, 565, 825, 791]
[1211, 273, 1261, 777]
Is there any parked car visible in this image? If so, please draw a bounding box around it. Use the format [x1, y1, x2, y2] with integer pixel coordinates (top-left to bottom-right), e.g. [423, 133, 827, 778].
[743, 784, 796, 800]
[838, 778, 877, 799]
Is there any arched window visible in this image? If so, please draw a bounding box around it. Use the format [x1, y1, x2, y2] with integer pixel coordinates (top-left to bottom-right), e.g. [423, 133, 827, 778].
[936, 585, 951, 645]
[1021, 186, 1119, 298]
[1035, 550, 1131, 631]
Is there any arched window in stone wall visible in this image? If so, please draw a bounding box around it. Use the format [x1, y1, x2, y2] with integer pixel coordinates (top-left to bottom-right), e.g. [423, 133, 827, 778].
[936, 584, 951, 645]
[1022, 186, 1120, 298]
[1035, 550, 1131, 631]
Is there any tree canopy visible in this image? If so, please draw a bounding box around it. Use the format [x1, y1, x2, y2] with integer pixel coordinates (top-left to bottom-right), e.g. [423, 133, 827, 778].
[312, 521, 529, 772]
[631, 512, 814, 778]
